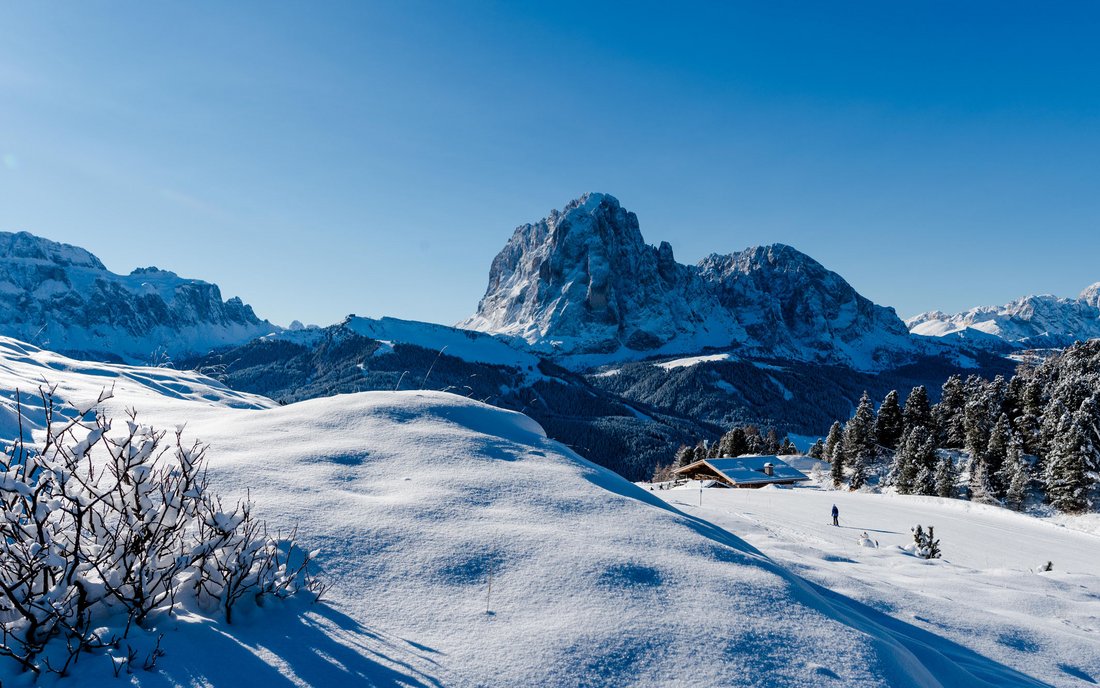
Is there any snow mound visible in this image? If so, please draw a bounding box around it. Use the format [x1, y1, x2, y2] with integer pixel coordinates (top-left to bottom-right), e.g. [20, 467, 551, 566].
[0, 340, 1047, 686]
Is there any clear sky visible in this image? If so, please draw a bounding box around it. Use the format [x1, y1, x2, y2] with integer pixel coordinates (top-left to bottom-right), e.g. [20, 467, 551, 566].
[2, 1, 1099, 327]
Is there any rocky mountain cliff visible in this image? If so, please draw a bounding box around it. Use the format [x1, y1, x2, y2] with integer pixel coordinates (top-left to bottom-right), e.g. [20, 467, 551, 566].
[907, 283, 1100, 348]
[461, 193, 915, 370]
[0, 231, 275, 363]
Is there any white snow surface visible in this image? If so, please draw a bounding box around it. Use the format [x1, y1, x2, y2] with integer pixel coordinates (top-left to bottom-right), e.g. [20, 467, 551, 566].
[654, 481, 1100, 688]
[343, 316, 542, 371]
[0, 339, 1060, 686]
[654, 353, 736, 370]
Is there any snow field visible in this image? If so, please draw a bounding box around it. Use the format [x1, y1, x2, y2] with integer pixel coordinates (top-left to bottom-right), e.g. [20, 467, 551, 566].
[0, 341, 1056, 686]
[655, 482, 1100, 687]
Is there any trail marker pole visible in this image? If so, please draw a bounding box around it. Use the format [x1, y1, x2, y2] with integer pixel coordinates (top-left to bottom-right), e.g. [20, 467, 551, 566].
[486, 559, 493, 615]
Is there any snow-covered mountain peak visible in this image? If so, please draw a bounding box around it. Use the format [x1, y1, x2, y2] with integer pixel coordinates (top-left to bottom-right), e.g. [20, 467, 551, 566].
[462, 194, 916, 370]
[0, 230, 276, 363]
[1079, 282, 1100, 309]
[0, 230, 106, 270]
[907, 283, 1100, 347]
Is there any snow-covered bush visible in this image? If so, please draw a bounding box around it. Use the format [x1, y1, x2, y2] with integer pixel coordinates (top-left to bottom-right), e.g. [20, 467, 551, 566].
[0, 387, 323, 677]
[910, 525, 941, 560]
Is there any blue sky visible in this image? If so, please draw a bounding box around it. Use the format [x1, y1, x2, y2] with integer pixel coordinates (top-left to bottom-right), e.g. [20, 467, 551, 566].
[2, 1, 1099, 327]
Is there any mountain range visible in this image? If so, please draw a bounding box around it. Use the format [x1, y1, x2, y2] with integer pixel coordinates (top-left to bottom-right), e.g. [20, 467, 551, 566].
[0, 194, 1090, 479]
[907, 283, 1100, 349]
[0, 230, 274, 363]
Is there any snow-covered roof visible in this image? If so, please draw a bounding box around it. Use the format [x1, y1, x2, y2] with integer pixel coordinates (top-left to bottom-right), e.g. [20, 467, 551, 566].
[674, 455, 809, 486]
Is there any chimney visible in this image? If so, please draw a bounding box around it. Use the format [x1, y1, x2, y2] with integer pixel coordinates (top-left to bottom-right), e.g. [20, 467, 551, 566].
[764, 463, 774, 477]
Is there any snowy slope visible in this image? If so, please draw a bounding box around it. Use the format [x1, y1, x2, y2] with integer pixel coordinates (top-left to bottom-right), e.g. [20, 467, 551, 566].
[0, 336, 273, 440]
[0, 231, 276, 363]
[0, 342, 1047, 686]
[908, 284, 1100, 348]
[654, 481, 1100, 688]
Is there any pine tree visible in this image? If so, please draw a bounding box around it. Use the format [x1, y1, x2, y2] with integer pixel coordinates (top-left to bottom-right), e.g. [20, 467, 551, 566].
[675, 444, 697, 468]
[1000, 435, 1030, 511]
[985, 413, 1013, 495]
[965, 396, 994, 501]
[911, 525, 941, 559]
[936, 375, 967, 448]
[1015, 378, 1045, 455]
[934, 456, 957, 498]
[844, 392, 876, 490]
[808, 439, 825, 460]
[888, 427, 916, 494]
[720, 427, 749, 458]
[831, 446, 846, 488]
[763, 428, 782, 455]
[778, 437, 798, 455]
[744, 426, 764, 455]
[910, 426, 939, 496]
[1044, 405, 1095, 513]
[903, 386, 933, 436]
[875, 390, 904, 449]
[823, 421, 843, 464]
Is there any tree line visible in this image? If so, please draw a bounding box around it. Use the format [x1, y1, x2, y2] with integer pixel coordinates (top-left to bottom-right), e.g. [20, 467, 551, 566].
[655, 340, 1100, 513]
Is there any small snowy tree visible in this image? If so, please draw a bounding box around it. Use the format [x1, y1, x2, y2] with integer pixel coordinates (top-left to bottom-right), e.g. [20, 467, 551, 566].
[911, 525, 941, 559]
[808, 438, 825, 460]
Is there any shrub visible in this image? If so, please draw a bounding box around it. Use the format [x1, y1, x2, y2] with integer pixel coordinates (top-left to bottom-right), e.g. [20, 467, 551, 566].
[0, 387, 323, 677]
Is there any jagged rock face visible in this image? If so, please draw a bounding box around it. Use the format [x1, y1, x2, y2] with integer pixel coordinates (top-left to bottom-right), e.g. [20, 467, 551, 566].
[908, 287, 1100, 346]
[697, 245, 910, 361]
[0, 231, 275, 363]
[462, 194, 914, 369]
[462, 194, 736, 355]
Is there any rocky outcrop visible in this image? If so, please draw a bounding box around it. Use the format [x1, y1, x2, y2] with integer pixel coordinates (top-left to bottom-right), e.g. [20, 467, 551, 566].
[461, 193, 915, 369]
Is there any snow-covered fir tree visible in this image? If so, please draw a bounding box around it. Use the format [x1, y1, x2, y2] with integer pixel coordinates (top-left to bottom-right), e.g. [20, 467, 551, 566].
[934, 455, 958, 498]
[824, 421, 843, 464]
[844, 391, 876, 490]
[1044, 403, 1096, 513]
[903, 385, 933, 437]
[874, 390, 904, 449]
[1001, 434, 1031, 511]
[935, 375, 967, 448]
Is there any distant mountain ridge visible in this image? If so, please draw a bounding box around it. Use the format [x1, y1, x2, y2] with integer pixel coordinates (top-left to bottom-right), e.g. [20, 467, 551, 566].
[907, 283, 1100, 348]
[0, 231, 275, 363]
[461, 193, 915, 371]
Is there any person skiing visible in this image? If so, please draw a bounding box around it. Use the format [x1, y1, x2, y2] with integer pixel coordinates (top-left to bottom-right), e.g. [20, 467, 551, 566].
[831, 504, 839, 526]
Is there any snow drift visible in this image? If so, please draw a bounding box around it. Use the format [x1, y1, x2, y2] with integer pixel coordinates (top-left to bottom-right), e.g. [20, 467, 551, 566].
[0, 340, 1044, 686]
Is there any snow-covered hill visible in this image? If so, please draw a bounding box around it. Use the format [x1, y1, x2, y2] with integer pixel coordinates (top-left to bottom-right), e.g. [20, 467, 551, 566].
[0, 231, 275, 363]
[0, 340, 1046, 686]
[461, 193, 916, 371]
[907, 284, 1100, 348]
[654, 481, 1100, 687]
